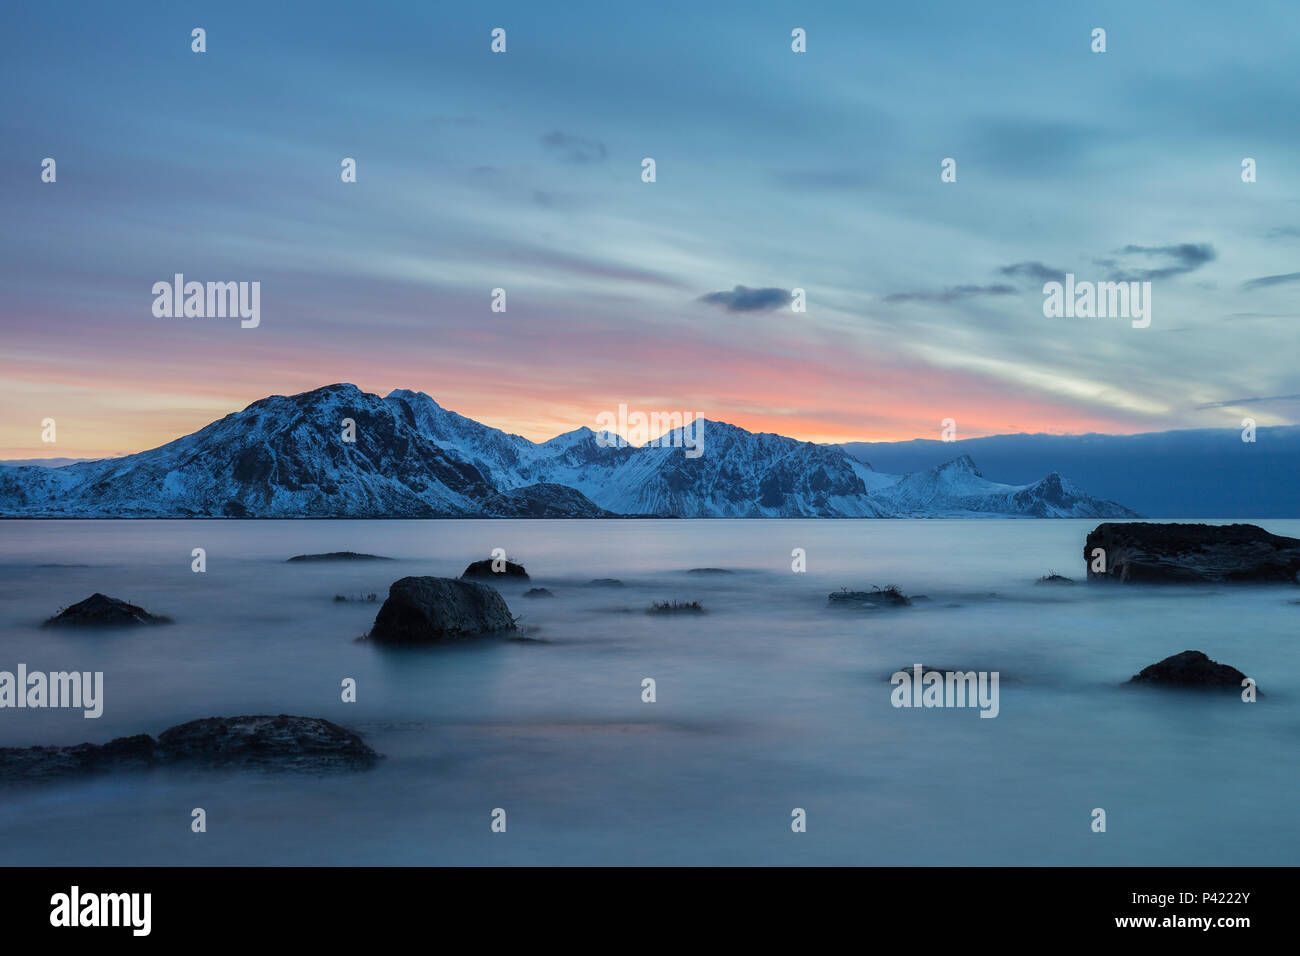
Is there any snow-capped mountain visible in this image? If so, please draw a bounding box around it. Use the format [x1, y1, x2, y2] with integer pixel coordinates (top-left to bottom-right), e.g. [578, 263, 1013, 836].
[865, 455, 1140, 518]
[0, 385, 607, 518]
[0, 384, 1138, 518]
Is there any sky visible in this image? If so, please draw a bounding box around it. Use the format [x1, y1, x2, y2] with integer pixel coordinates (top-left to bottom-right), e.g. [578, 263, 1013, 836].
[2, 0, 1299, 458]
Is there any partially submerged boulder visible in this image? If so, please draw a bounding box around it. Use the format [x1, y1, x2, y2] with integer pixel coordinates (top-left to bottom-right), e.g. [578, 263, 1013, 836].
[461, 558, 528, 580]
[1128, 650, 1254, 692]
[156, 715, 378, 771]
[1036, 571, 1073, 585]
[0, 734, 156, 782]
[0, 716, 377, 783]
[523, 587, 554, 598]
[1086, 523, 1300, 583]
[369, 576, 516, 644]
[43, 593, 171, 628]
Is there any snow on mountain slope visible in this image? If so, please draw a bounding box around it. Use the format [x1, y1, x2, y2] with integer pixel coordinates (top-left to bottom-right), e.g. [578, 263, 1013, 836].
[0, 385, 601, 517]
[527, 420, 890, 517]
[0, 384, 1138, 518]
[869, 455, 1140, 518]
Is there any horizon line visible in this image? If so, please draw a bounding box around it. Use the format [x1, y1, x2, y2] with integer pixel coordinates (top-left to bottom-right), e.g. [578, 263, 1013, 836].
[1, 380, 1294, 464]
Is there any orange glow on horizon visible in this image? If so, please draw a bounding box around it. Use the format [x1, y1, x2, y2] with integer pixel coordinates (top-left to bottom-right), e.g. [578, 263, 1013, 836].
[0, 378, 1164, 461]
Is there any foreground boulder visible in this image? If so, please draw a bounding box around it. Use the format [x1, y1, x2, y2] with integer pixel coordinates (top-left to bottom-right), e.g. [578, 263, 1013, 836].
[43, 593, 171, 628]
[369, 576, 516, 643]
[0, 716, 377, 783]
[461, 558, 528, 580]
[1128, 651, 1254, 691]
[1086, 523, 1300, 583]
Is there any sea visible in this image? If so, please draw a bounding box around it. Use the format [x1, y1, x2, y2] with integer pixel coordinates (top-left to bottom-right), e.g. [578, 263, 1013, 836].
[0, 518, 1296, 865]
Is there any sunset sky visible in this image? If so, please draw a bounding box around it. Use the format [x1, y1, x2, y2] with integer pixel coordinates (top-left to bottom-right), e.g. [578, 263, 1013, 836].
[3, 1, 1299, 459]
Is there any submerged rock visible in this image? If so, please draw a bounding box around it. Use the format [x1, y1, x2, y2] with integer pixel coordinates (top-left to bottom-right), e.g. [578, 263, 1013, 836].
[43, 593, 171, 628]
[1128, 650, 1254, 691]
[686, 568, 733, 575]
[647, 600, 705, 614]
[587, 578, 623, 587]
[828, 586, 912, 607]
[0, 717, 377, 783]
[523, 587, 554, 598]
[1036, 571, 1073, 585]
[369, 576, 516, 643]
[461, 558, 529, 580]
[1085, 523, 1300, 584]
[0, 734, 156, 782]
[288, 552, 391, 562]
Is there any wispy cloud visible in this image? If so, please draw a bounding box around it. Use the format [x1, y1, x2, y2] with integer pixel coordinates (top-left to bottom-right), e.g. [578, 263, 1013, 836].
[1196, 394, 1300, 409]
[999, 261, 1067, 283]
[698, 285, 790, 312]
[883, 284, 1017, 304]
[1100, 243, 1216, 282]
[1241, 271, 1300, 291]
[540, 130, 608, 164]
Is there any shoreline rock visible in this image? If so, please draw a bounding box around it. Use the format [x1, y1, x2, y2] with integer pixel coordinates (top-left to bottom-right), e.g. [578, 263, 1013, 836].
[369, 576, 516, 644]
[1085, 522, 1300, 584]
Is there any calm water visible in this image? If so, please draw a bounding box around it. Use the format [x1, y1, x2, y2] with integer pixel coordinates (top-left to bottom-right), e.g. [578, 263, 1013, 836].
[0, 518, 1296, 865]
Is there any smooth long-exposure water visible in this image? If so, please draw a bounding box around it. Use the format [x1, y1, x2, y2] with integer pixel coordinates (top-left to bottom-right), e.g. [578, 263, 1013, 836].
[0, 519, 1296, 865]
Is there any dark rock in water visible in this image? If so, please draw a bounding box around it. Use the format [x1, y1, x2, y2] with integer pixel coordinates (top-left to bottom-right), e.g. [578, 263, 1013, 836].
[1036, 571, 1073, 585]
[523, 587, 554, 598]
[687, 568, 733, 575]
[156, 715, 378, 771]
[647, 600, 705, 614]
[369, 576, 516, 643]
[0, 734, 156, 782]
[461, 558, 529, 580]
[1085, 523, 1300, 583]
[1128, 650, 1254, 691]
[828, 585, 911, 607]
[288, 552, 392, 562]
[587, 578, 623, 587]
[0, 717, 377, 783]
[43, 593, 171, 628]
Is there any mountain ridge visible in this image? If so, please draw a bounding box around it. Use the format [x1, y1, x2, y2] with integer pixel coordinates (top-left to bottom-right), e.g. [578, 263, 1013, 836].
[0, 384, 1139, 519]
